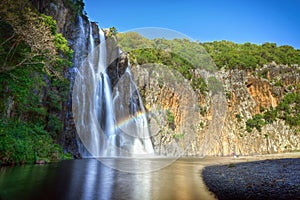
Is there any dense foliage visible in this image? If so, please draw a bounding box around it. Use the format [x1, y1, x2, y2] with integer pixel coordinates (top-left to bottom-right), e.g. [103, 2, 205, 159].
[0, 119, 68, 165]
[117, 32, 216, 71]
[0, 0, 73, 75]
[0, 0, 72, 165]
[202, 41, 300, 69]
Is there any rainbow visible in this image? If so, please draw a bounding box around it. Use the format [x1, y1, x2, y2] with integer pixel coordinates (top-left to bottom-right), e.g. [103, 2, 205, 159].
[115, 111, 149, 131]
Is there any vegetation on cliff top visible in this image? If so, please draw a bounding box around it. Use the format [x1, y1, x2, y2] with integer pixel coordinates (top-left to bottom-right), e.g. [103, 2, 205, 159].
[0, 0, 73, 165]
[118, 32, 300, 71]
[203, 41, 300, 69]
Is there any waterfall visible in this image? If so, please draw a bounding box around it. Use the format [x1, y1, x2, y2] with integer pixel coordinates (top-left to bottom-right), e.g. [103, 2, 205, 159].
[113, 67, 154, 155]
[72, 20, 154, 157]
[95, 29, 117, 156]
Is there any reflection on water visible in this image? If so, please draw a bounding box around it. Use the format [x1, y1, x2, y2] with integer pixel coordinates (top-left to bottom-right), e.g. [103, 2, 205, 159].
[0, 158, 212, 200]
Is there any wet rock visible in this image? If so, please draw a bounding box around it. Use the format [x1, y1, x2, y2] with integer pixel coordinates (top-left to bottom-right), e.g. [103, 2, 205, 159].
[35, 160, 47, 165]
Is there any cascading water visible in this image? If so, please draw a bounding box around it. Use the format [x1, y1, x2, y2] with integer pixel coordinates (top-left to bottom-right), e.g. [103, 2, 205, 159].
[113, 66, 154, 155]
[72, 21, 154, 157]
[94, 29, 118, 156]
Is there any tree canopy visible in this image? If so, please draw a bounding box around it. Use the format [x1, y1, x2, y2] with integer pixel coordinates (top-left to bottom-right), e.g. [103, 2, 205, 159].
[202, 41, 300, 69]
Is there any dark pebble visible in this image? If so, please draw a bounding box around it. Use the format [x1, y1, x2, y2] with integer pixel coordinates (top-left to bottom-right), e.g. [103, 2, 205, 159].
[202, 158, 300, 200]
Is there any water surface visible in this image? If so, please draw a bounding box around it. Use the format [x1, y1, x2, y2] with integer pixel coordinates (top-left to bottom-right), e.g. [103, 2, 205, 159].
[0, 158, 214, 200]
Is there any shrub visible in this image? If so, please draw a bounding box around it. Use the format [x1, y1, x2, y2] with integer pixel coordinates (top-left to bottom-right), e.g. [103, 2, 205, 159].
[166, 109, 175, 130]
[0, 119, 66, 165]
[246, 114, 265, 132]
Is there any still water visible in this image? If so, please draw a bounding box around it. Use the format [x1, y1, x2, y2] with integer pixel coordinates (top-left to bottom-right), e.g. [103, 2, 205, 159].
[0, 158, 214, 200]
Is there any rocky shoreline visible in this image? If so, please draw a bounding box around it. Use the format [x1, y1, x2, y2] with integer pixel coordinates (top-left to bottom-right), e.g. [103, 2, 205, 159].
[202, 156, 300, 200]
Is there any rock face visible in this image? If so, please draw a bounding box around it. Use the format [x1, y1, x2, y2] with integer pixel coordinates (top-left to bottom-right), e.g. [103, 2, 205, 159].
[246, 77, 278, 113]
[132, 63, 300, 156]
[220, 65, 300, 156]
[131, 64, 200, 155]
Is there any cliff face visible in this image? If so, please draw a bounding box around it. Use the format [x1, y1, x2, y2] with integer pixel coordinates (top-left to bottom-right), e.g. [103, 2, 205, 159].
[221, 65, 300, 155]
[246, 76, 278, 113]
[132, 63, 300, 156]
[131, 64, 200, 155]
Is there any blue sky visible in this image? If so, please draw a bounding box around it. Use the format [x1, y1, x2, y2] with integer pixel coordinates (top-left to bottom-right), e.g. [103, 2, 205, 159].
[84, 0, 300, 49]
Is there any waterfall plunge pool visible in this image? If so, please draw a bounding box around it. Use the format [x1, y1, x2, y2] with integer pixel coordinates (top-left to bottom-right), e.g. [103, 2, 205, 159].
[0, 158, 216, 200]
